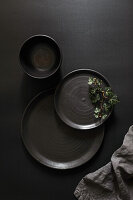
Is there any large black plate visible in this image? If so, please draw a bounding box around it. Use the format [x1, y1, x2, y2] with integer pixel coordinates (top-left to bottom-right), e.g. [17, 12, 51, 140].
[54, 69, 111, 130]
[21, 90, 104, 169]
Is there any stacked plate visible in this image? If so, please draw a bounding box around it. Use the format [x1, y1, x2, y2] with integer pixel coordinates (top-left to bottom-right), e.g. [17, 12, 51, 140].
[20, 35, 111, 169]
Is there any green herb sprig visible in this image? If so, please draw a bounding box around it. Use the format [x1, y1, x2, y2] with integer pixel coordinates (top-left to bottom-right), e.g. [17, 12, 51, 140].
[88, 77, 119, 120]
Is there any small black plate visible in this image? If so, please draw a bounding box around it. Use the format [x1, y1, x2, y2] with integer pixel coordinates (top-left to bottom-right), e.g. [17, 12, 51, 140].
[19, 35, 62, 79]
[21, 90, 104, 169]
[54, 69, 111, 130]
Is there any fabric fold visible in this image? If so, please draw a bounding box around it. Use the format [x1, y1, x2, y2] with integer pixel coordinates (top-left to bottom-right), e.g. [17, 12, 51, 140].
[74, 126, 133, 200]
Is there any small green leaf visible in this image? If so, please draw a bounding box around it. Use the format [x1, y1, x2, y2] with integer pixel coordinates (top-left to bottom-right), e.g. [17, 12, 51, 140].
[102, 114, 108, 120]
[109, 95, 119, 105]
[94, 107, 101, 114]
[96, 94, 100, 101]
[103, 103, 111, 112]
[94, 113, 99, 118]
[88, 77, 93, 85]
[90, 88, 97, 94]
[92, 99, 98, 104]
[97, 87, 103, 92]
[97, 79, 103, 86]
[105, 87, 113, 97]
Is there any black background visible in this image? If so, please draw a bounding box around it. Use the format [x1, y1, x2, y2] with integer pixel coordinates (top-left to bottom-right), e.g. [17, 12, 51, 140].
[0, 0, 133, 199]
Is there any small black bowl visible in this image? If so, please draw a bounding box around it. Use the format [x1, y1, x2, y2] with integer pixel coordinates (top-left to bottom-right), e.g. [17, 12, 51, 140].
[19, 35, 62, 79]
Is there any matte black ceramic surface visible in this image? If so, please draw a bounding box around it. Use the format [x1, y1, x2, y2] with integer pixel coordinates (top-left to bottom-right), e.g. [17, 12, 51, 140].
[2, 0, 133, 198]
[19, 35, 62, 78]
[21, 90, 104, 169]
[54, 69, 111, 130]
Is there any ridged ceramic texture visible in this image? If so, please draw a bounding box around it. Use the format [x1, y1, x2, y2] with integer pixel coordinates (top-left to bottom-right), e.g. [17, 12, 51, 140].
[21, 90, 104, 169]
[54, 69, 111, 130]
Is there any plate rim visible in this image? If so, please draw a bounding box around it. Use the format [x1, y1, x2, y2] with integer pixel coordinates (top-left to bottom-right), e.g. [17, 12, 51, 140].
[54, 68, 112, 130]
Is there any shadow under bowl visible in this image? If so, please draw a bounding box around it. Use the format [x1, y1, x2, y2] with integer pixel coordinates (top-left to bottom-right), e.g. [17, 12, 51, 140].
[19, 35, 62, 79]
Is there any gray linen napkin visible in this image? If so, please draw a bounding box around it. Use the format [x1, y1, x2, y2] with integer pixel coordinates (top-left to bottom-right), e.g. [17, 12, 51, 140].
[74, 125, 133, 200]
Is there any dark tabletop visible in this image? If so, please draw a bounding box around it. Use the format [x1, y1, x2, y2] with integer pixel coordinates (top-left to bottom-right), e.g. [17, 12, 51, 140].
[0, 0, 133, 199]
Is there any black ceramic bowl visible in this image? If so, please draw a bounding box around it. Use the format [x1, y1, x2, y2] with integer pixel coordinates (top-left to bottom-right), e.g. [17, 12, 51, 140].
[19, 35, 62, 79]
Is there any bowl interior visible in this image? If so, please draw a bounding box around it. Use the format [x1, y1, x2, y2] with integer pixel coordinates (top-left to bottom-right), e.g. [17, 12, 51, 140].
[19, 35, 61, 78]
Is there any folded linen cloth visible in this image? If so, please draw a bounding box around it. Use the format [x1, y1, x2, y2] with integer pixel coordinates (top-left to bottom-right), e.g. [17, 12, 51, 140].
[74, 125, 133, 200]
